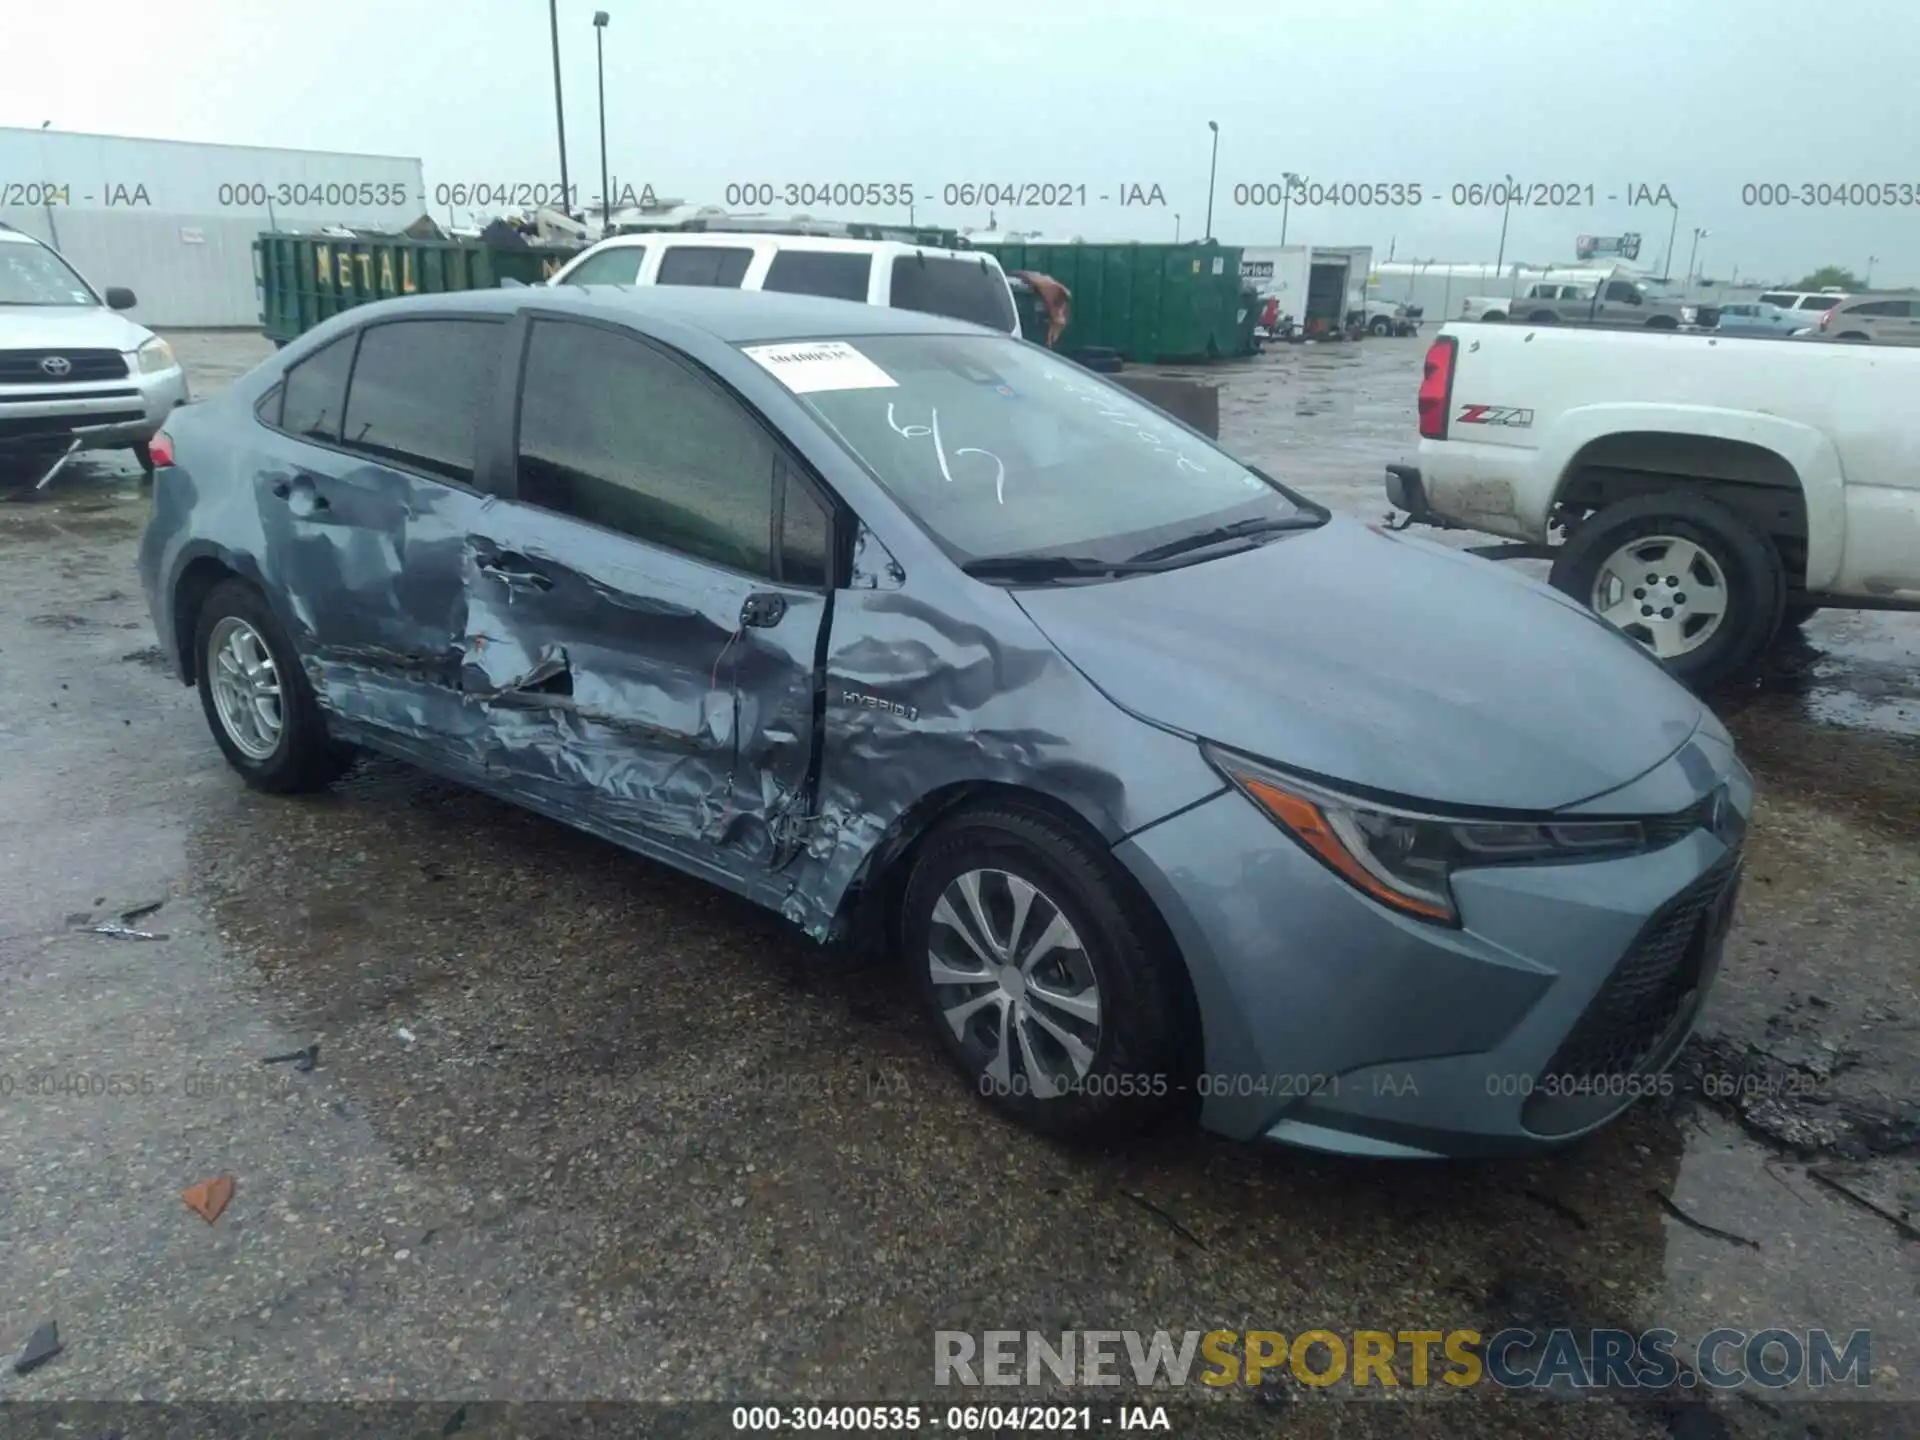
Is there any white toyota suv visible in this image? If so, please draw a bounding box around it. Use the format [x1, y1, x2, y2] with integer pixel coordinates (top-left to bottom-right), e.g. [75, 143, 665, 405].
[0, 223, 190, 486]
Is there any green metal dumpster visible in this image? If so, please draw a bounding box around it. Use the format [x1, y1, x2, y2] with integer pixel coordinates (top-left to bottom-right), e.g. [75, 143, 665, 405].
[977, 241, 1246, 363]
[254, 233, 579, 345]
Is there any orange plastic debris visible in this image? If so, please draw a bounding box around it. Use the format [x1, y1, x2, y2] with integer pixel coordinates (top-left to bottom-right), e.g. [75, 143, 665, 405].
[181, 1174, 235, 1224]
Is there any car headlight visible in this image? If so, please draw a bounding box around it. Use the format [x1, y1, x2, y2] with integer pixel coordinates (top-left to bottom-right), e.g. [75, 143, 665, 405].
[134, 337, 176, 374]
[1203, 746, 1647, 925]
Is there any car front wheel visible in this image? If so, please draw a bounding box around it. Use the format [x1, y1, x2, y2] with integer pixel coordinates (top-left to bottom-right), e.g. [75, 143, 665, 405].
[1550, 492, 1785, 690]
[193, 578, 352, 792]
[902, 802, 1188, 1140]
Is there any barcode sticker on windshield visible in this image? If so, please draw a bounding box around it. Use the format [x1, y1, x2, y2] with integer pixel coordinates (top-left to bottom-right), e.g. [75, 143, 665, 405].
[742, 341, 898, 394]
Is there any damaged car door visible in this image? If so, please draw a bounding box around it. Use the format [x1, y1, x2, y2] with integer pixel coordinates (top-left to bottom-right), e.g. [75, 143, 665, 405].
[459, 312, 836, 897]
[254, 316, 505, 745]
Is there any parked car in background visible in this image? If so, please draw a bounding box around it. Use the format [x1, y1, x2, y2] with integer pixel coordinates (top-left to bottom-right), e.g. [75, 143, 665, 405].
[139, 285, 1750, 1160]
[548, 230, 1022, 337]
[1797, 293, 1920, 345]
[1360, 299, 1420, 336]
[1387, 324, 1920, 689]
[1712, 301, 1802, 337]
[1757, 290, 1848, 328]
[1461, 270, 1689, 329]
[0, 222, 190, 486]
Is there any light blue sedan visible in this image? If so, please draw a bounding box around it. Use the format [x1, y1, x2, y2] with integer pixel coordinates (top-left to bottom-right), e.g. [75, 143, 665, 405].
[1713, 301, 1804, 337]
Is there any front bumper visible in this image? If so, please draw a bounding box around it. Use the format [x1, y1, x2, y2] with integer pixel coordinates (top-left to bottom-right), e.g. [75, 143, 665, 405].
[0, 364, 190, 453]
[1115, 730, 1751, 1157]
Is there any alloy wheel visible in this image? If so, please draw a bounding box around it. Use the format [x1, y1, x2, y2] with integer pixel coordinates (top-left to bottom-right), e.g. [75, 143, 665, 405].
[206, 615, 285, 760]
[927, 868, 1103, 1099]
[1590, 534, 1730, 659]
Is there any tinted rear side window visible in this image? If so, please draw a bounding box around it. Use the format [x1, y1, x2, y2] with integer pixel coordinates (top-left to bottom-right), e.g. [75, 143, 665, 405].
[889, 256, 1017, 332]
[278, 334, 355, 442]
[1759, 293, 1796, 307]
[1848, 300, 1906, 317]
[763, 251, 872, 302]
[339, 319, 502, 485]
[1800, 296, 1841, 310]
[656, 246, 754, 287]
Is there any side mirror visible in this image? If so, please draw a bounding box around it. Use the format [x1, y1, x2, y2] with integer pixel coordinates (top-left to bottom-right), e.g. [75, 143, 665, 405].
[104, 286, 137, 310]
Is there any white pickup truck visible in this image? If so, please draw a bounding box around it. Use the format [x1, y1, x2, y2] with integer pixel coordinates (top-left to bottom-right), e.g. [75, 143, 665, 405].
[1384, 324, 1920, 689]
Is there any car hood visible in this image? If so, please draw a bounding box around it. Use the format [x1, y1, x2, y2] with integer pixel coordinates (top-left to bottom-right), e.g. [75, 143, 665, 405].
[0, 304, 152, 352]
[1013, 517, 1706, 812]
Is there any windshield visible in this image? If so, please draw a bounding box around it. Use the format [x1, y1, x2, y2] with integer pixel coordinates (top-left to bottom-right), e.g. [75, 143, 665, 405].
[746, 333, 1316, 566]
[0, 242, 99, 306]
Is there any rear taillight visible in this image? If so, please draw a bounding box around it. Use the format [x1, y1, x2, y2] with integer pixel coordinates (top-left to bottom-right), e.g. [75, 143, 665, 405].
[1417, 336, 1457, 440]
[148, 431, 175, 467]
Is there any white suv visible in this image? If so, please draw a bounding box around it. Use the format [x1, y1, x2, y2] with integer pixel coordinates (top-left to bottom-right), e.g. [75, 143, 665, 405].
[0, 223, 190, 484]
[548, 232, 1023, 337]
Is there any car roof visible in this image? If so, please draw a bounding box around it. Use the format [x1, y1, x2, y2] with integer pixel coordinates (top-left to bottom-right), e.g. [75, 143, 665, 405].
[357, 284, 1002, 343]
[580, 232, 985, 262]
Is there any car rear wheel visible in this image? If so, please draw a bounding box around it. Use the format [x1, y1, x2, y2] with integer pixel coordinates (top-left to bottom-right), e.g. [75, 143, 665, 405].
[194, 579, 352, 792]
[1481, 311, 1507, 322]
[1550, 492, 1785, 690]
[902, 802, 1187, 1141]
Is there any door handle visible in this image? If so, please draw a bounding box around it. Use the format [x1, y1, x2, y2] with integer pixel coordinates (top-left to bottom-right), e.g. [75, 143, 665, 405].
[479, 558, 553, 592]
[740, 592, 787, 628]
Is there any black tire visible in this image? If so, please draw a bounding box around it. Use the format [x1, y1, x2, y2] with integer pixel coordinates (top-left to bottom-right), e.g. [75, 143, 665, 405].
[1369, 316, 1392, 337]
[133, 440, 155, 480]
[1481, 311, 1508, 323]
[1782, 602, 1822, 629]
[1645, 315, 1679, 330]
[1549, 492, 1786, 690]
[901, 801, 1188, 1141]
[1836, 332, 1870, 343]
[193, 578, 352, 793]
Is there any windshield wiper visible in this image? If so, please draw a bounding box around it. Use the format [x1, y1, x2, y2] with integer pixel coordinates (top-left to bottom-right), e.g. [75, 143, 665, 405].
[1125, 513, 1324, 565]
[960, 553, 1162, 583]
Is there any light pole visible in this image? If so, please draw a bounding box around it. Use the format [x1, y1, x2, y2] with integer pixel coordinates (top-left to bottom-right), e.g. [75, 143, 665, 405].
[1203, 122, 1220, 242]
[1173, 213, 1181, 242]
[548, 0, 572, 214]
[593, 10, 610, 231]
[1867, 254, 1879, 286]
[1662, 204, 1680, 283]
[1686, 227, 1709, 291]
[1279, 170, 1301, 246]
[1494, 186, 1513, 280]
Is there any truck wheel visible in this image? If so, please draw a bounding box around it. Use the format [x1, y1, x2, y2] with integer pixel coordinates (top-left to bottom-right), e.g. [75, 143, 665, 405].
[1549, 492, 1786, 691]
[1782, 602, 1822, 629]
[1645, 316, 1679, 330]
[1369, 316, 1392, 336]
[1836, 332, 1870, 343]
[1481, 311, 1508, 323]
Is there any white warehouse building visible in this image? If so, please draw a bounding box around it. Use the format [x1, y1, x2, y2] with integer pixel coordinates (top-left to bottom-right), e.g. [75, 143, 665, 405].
[0, 127, 425, 327]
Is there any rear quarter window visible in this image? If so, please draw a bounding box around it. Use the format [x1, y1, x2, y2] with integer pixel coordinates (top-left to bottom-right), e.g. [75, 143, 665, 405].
[656, 246, 754, 287]
[888, 255, 1016, 332]
[763, 250, 873, 302]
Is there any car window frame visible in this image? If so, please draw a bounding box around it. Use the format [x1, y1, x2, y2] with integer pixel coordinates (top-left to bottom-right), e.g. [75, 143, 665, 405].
[490, 307, 849, 592]
[256, 316, 509, 497]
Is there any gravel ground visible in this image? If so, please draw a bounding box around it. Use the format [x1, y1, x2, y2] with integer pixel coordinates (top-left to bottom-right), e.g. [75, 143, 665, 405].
[0, 330, 1915, 1439]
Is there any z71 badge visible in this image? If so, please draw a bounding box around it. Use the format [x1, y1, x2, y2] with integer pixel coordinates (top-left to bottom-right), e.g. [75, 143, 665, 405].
[1456, 404, 1535, 427]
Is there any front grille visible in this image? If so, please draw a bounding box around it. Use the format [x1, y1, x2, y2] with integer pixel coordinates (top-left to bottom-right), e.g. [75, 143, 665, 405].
[0, 348, 131, 383]
[1522, 860, 1740, 1136]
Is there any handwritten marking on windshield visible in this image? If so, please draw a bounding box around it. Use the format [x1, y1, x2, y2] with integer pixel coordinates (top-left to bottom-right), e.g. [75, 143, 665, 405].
[887, 403, 1009, 505]
[1043, 370, 1211, 474]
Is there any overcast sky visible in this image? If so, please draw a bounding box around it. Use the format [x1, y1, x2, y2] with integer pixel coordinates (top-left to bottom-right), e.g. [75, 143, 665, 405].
[7, 0, 1913, 284]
